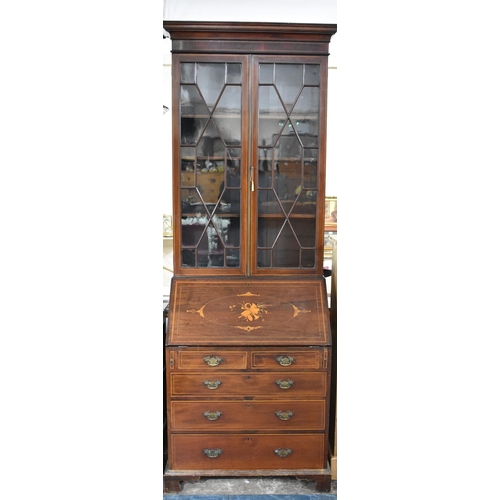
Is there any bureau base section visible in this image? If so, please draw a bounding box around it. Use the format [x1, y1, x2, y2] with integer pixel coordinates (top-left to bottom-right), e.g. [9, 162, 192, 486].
[163, 466, 332, 493]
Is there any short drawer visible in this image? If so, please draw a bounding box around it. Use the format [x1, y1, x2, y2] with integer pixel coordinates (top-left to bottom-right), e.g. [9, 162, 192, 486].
[169, 433, 326, 470]
[170, 400, 326, 431]
[169, 372, 327, 398]
[169, 349, 247, 370]
[251, 349, 326, 370]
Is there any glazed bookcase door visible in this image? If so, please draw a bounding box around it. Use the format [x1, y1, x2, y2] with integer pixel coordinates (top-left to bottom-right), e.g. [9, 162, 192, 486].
[250, 56, 328, 275]
[172, 55, 249, 275]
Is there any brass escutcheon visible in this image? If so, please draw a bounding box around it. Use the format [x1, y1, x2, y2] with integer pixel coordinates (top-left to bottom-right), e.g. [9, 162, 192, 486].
[275, 355, 295, 366]
[275, 410, 294, 421]
[274, 448, 293, 458]
[203, 448, 223, 458]
[203, 411, 222, 421]
[275, 379, 294, 390]
[203, 380, 222, 390]
[204, 355, 223, 367]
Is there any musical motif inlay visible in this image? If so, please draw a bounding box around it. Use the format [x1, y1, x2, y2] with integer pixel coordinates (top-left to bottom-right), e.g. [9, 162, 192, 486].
[185, 289, 311, 332]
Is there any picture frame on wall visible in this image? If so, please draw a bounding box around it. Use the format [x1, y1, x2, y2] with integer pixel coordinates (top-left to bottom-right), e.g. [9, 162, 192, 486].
[163, 214, 173, 238]
[325, 196, 337, 232]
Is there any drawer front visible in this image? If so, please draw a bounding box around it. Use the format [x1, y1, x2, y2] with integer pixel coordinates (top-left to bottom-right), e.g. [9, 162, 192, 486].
[251, 349, 325, 370]
[170, 400, 325, 431]
[169, 372, 327, 398]
[172, 350, 248, 370]
[170, 433, 326, 470]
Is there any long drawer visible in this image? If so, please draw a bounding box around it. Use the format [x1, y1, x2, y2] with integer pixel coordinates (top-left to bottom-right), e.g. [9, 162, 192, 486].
[169, 372, 327, 398]
[170, 400, 326, 431]
[169, 433, 326, 470]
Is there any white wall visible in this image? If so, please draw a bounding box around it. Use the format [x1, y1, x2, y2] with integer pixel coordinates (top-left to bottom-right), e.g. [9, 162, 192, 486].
[163, 0, 337, 24]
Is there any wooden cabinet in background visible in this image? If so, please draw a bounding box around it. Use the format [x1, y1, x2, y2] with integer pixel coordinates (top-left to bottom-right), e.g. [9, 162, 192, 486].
[163, 21, 336, 494]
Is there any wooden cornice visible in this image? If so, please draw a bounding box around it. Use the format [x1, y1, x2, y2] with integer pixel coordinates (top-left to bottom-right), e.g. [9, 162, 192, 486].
[163, 21, 337, 55]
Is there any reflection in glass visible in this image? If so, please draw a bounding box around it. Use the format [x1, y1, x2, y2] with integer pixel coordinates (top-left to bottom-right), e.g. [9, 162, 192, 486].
[275, 64, 303, 113]
[259, 64, 274, 84]
[179, 61, 242, 269]
[180, 63, 195, 84]
[257, 62, 321, 269]
[304, 64, 320, 86]
[227, 63, 242, 84]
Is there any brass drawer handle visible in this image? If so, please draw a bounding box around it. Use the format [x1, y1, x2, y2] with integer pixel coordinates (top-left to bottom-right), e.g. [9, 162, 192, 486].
[203, 448, 223, 459]
[275, 379, 294, 390]
[203, 380, 222, 390]
[275, 355, 295, 367]
[274, 448, 293, 458]
[275, 410, 294, 421]
[204, 355, 223, 367]
[203, 411, 222, 421]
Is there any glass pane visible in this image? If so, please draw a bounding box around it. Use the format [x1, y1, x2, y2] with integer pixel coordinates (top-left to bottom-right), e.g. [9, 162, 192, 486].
[258, 189, 283, 214]
[275, 64, 303, 113]
[219, 186, 240, 216]
[301, 249, 316, 268]
[181, 118, 208, 146]
[212, 86, 242, 146]
[179, 62, 242, 271]
[303, 150, 318, 189]
[256, 62, 320, 270]
[196, 63, 226, 111]
[197, 120, 219, 159]
[258, 217, 285, 249]
[180, 85, 209, 116]
[180, 146, 196, 160]
[227, 63, 241, 84]
[227, 148, 241, 170]
[227, 249, 240, 267]
[258, 147, 272, 174]
[257, 249, 272, 267]
[259, 64, 274, 84]
[273, 221, 300, 267]
[180, 63, 195, 84]
[291, 87, 319, 141]
[258, 86, 287, 147]
[304, 64, 320, 86]
[181, 215, 208, 267]
[290, 218, 316, 247]
[290, 188, 317, 215]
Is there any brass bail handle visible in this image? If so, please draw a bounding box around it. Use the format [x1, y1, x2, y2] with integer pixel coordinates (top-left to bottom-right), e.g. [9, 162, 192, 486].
[203, 380, 222, 390]
[203, 411, 222, 421]
[275, 355, 295, 367]
[275, 379, 294, 390]
[275, 410, 294, 421]
[203, 448, 223, 459]
[204, 355, 223, 367]
[274, 448, 293, 458]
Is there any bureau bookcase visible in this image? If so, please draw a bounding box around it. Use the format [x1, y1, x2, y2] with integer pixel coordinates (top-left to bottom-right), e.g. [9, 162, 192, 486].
[163, 21, 337, 493]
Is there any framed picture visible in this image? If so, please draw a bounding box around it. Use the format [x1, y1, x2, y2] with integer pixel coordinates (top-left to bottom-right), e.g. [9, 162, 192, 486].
[325, 196, 337, 232]
[163, 214, 173, 238]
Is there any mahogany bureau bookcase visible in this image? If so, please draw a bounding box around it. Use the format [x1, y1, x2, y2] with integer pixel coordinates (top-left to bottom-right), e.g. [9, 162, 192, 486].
[163, 21, 337, 493]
